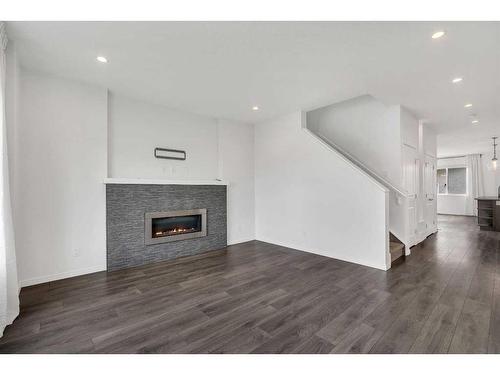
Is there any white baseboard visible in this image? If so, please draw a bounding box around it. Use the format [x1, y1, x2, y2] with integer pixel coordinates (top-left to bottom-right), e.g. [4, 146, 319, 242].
[18, 239, 257, 288]
[256, 236, 389, 271]
[227, 237, 256, 246]
[20, 265, 106, 288]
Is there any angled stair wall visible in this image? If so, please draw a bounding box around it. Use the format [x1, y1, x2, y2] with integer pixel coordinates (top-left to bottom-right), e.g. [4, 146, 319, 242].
[254, 111, 391, 270]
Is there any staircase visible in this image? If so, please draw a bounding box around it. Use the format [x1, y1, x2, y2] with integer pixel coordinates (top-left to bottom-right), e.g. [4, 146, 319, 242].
[303, 127, 411, 255]
[390, 242, 405, 263]
[303, 111, 412, 269]
[389, 232, 405, 263]
[302, 95, 440, 269]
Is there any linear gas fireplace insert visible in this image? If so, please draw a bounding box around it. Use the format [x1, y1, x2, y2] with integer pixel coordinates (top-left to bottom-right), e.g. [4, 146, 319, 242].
[144, 208, 207, 245]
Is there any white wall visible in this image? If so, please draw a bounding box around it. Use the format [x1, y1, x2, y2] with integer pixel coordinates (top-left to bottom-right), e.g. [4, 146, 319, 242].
[108, 93, 218, 180]
[217, 119, 255, 244]
[423, 124, 437, 159]
[7, 72, 256, 286]
[306, 95, 402, 186]
[255, 111, 390, 270]
[437, 194, 468, 216]
[108, 93, 256, 245]
[12, 70, 108, 286]
[401, 107, 419, 150]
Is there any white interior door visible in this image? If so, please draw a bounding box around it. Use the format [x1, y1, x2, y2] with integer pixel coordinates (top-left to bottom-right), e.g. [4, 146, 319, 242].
[424, 155, 437, 234]
[402, 145, 418, 246]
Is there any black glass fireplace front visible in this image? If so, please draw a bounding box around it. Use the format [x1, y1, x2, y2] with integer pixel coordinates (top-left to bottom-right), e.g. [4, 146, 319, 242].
[152, 214, 202, 238]
[145, 209, 207, 245]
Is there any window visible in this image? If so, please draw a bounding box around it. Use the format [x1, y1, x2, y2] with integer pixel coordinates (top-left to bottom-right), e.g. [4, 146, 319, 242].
[436, 167, 467, 195]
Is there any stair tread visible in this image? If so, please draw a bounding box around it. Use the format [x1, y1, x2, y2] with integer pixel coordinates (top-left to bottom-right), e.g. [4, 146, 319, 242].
[390, 241, 405, 263]
[389, 241, 404, 253]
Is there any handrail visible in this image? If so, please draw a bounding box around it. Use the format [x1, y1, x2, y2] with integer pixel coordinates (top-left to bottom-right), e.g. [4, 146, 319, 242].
[313, 132, 410, 198]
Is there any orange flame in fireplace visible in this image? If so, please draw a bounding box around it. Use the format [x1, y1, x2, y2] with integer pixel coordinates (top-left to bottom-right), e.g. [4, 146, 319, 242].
[154, 227, 196, 237]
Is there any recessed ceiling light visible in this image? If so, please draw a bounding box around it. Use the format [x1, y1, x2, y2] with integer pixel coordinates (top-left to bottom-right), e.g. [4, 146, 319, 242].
[452, 77, 463, 83]
[464, 103, 473, 108]
[252, 106, 259, 111]
[431, 31, 446, 39]
[471, 120, 479, 124]
[96, 56, 108, 63]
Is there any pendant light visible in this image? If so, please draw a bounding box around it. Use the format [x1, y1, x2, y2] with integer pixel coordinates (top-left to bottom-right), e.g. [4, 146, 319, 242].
[492, 137, 498, 171]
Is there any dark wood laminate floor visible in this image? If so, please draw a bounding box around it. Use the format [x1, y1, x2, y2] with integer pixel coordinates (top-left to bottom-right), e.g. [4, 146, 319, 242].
[1, 215, 499, 354]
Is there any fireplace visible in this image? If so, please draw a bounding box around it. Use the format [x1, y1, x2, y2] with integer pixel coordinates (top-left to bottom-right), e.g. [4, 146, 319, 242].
[145, 208, 207, 245]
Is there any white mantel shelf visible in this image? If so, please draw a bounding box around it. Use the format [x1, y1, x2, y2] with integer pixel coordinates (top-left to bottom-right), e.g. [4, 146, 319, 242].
[103, 178, 228, 186]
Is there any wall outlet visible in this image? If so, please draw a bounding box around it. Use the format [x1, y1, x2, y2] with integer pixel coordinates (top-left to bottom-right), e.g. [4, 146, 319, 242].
[73, 248, 80, 257]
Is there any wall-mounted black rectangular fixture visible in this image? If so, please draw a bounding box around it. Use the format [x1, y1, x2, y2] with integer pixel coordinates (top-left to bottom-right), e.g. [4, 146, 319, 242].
[154, 147, 186, 160]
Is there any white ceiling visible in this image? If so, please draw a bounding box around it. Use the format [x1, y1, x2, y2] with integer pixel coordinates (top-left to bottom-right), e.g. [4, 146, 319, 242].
[6, 21, 500, 157]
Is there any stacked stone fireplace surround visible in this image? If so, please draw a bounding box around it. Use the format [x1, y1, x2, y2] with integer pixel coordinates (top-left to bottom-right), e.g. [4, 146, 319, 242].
[106, 183, 227, 271]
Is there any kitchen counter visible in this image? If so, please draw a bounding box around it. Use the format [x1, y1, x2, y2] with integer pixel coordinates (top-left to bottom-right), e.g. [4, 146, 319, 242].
[476, 197, 500, 231]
